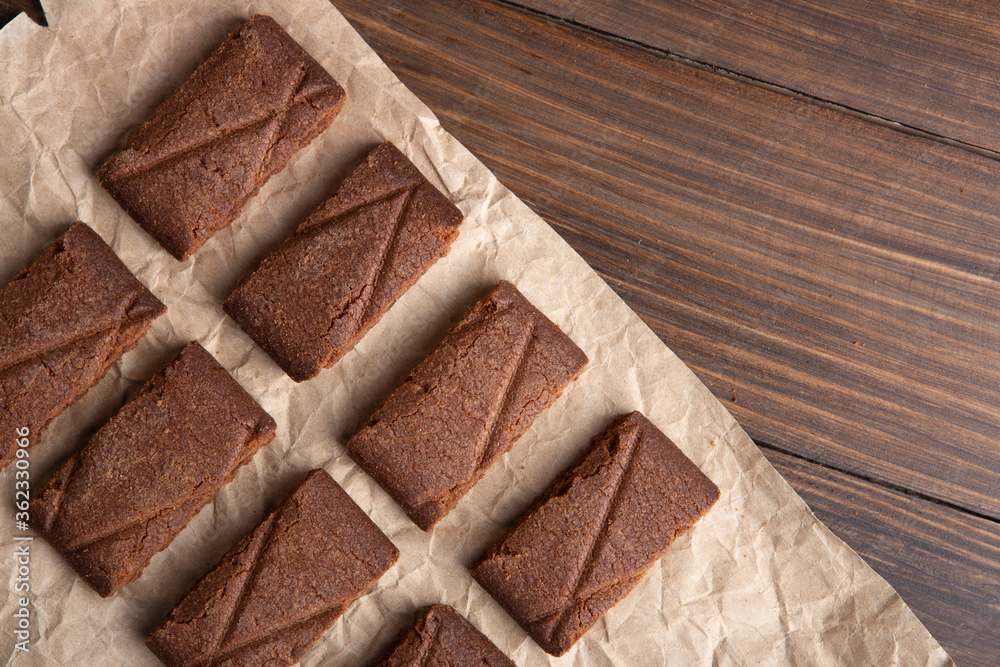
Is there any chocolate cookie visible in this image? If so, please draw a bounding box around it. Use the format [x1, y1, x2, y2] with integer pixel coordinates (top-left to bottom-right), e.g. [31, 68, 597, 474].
[0, 222, 164, 470]
[147, 469, 399, 667]
[99, 14, 346, 260]
[224, 141, 463, 381]
[29, 342, 276, 597]
[471, 412, 719, 656]
[348, 280, 587, 530]
[377, 605, 514, 667]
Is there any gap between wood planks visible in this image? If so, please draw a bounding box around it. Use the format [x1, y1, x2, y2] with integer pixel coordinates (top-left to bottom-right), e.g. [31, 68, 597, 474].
[494, 0, 1000, 166]
[757, 439, 1000, 527]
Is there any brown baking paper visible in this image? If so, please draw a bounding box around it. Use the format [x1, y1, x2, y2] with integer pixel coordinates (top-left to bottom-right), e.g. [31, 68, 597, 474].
[0, 1, 953, 665]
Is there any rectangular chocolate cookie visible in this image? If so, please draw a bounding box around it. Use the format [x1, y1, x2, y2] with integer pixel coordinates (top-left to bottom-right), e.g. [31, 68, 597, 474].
[347, 280, 587, 530]
[224, 141, 463, 381]
[471, 412, 720, 656]
[377, 605, 514, 667]
[146, 468, 399, 667]
[28, 342, 276, 597]
[0, 222, 165, 470]
[98, 14, 346, 260]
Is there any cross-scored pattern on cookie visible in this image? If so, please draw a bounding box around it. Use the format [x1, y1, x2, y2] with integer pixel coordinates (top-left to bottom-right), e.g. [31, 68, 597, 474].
[27, 343, 276, 597]
[98, 15, 346, 260]
[471, 412, 720, 656]
[224, 141, 464, 382]
[146, 469, 399, 667]
[347, 280, 588, 531]
[0, 222, 165, 469]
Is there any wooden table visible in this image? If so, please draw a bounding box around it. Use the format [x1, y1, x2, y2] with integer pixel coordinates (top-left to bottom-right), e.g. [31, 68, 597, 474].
[5, 1, 998, 664]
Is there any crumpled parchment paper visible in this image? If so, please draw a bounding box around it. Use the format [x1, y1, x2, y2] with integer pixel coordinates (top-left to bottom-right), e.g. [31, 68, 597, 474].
[0, 0, 953, 665]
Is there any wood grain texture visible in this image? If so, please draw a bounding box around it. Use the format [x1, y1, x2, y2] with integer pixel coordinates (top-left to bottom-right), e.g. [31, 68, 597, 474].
[0, 0, 45, 27]
[517, 0, 1000, 153]
[764, 446, 1000, 667]
[335, 0, 1000, 519]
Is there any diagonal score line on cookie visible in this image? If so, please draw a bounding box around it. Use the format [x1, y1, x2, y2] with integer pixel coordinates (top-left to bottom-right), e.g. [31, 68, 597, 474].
[533, 573, 644, 635]
[57, 466, 220, 554]
[357, 185, 418, 325]
[209, 510, 284, 660]
[105, 74, 329, 186]
[1, 326, 116, 380]
[523, 423, 642, 636]
[205, 507, 355, 662]
[308, 184, 417, 352]
[297, 183, 418, 247]
[208, 602, 347, 664]
[0, 288, 147, 374]
[475, 319, 535, 473]
[30, 454, 84, 534]
[250, 64, 309, 186]
[57, 494, 181, 554]
[54, 418, 262, 555]
[411, 313, 534, 521]
[549, 427, 644, 642]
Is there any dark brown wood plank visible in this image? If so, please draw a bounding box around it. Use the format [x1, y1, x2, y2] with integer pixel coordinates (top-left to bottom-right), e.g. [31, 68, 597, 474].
[764, 446, 1000, 667]
[516, 0, 1000, 154]
[334, 0, 1000, 517]
[0, 0, 45, 27]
